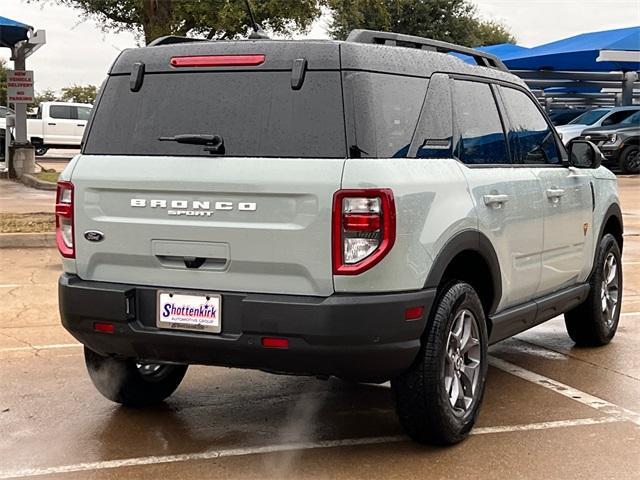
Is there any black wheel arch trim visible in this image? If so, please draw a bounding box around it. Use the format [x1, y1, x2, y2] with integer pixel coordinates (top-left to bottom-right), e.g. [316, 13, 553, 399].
[424, 230, 502, 314]
[589, 203, 624, 280]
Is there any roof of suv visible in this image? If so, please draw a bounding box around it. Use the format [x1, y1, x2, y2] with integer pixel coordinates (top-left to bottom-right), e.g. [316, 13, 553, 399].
[109, 35, 526, 88]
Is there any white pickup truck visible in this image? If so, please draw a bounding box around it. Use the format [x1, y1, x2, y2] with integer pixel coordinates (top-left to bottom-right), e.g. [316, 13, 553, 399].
[28, 102, 92, 156]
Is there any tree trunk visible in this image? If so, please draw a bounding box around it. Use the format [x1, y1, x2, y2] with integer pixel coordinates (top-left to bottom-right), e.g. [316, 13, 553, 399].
[142, 0, 174, 44]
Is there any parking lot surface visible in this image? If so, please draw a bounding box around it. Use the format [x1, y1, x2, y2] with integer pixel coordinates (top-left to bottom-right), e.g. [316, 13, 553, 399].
[0, 176, 638, 479]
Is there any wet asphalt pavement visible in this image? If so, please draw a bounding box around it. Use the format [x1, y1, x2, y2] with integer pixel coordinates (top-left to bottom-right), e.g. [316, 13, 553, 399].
[0, 176, 638, 479]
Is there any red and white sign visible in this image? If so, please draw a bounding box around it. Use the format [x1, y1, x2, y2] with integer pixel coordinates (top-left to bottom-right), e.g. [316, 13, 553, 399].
[7, 70, 34, 104]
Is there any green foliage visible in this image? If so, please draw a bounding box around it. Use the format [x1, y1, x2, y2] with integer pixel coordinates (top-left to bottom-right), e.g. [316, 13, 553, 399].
[327, 0, 515, 47]
[34, 0, 325, 44]
[0, 58, 7, 106]
[29, 89, 59, 110]
[60, 84, 98, 104]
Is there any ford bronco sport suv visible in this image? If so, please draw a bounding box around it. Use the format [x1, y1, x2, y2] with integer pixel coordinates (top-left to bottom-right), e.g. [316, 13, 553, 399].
[58, 30, 624, 445]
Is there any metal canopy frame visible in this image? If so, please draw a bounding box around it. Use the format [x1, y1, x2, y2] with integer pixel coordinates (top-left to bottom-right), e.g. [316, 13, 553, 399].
[513, 69, 639, 110]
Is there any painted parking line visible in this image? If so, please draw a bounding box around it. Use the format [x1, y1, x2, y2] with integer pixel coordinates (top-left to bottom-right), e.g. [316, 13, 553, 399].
[489, 357, 640, 426]
[0, 343, 81, 354]
[0, 417, 621, 479]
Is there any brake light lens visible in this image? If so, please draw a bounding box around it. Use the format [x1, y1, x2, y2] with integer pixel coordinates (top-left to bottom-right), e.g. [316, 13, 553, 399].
[332, 189, 396, 275]
[55, 181, 74, 258]
[170, 54, 265, 68]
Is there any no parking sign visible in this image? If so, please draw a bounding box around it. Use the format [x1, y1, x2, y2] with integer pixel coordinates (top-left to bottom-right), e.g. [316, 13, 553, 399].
[7, 70, 34, 104]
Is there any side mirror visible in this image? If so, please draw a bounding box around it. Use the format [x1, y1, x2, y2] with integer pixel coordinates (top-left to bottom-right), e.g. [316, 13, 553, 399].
[568, 140, 602, 169]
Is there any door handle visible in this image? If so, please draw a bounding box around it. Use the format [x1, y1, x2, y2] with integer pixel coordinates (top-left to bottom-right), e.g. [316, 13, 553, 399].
[47, 122, 56, 126]
[483, 194, 509, 207]
[546, 188, 566, 200]
[76, 124, 85, 127]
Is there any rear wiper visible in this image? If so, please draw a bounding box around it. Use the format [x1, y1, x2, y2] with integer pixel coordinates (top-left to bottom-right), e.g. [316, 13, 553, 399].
[159, 134, 225, 154]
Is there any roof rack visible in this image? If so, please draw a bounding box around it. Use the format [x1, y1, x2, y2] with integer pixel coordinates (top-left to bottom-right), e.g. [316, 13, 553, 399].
[346, 29, 509, 72]
[147, 36, 209, 47]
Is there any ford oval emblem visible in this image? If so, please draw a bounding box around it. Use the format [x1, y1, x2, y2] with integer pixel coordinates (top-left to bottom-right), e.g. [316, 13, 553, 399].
[84, 230, 104, 242]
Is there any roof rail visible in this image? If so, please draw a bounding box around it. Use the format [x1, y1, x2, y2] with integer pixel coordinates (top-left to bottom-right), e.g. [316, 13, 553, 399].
[346, 29, 509, 72]
[147, 36, 208, 47]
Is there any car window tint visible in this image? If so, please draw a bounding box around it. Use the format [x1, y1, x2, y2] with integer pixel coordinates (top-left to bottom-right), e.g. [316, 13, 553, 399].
[76, 106, 92, 121]
[84, 71, 346, 158]
[452, 80, 508, 165]
[345, 72, 427, 158]
[500, 87, 560, 165]
[568, 109, 609, 125]
[603, 109, 639, 126]
[49, 105, 73, 120]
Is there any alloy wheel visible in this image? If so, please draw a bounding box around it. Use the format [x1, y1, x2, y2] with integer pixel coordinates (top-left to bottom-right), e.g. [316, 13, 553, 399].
[601, 252, 620, 327]
[444, 309, 482, 417]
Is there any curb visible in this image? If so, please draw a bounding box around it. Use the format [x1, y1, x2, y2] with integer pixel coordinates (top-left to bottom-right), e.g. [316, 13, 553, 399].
[0, 232, 56, 248]
[19, 174, 57, 191]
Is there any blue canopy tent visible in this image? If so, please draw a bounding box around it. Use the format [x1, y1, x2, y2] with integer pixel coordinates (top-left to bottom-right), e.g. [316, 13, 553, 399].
[475, 43, 529, 60]
[504, 26, 640, 72]
[0, 16, 32, 49]
[459, 27, 640, 108]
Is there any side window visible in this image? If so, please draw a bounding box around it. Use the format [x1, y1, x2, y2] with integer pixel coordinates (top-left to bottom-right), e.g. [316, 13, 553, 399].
[602, 109, 639, 126]
[345, 72, 428, 158]
[75, 106, 92, 121]
[452, 80, 509, 165]
[500, 87, 560, 165]
[49, 105, 73, 120]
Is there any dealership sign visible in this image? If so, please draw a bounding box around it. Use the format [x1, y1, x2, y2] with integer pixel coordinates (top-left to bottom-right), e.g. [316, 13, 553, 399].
[7, 70, 34, 104]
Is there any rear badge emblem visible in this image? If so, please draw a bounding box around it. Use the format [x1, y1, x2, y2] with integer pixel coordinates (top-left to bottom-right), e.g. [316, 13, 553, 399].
[84, 230, 105, 242]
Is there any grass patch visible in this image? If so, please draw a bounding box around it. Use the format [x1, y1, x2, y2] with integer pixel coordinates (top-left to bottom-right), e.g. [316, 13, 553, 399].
[33, 171, 60, 183]
[0, 213, 55, 233]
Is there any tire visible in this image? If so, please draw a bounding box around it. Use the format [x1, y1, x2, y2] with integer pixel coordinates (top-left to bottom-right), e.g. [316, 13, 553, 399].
[619, 145, 640, 174]
[84, 347, 188, 406]
[34, 146, 48, 156]
[565, 233, 622, 346]
[392, 281, 488, 445]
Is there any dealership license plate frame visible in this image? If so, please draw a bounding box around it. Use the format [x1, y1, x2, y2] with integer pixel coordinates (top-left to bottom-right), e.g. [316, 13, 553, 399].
[156, 290, 222, 334]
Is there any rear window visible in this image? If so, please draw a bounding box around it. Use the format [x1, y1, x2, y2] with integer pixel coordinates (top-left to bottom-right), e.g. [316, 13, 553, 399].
[84, 71, 346, 158]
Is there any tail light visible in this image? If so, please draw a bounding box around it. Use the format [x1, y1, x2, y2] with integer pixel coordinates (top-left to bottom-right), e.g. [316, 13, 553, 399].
[55, 181, 74, 258]
[332, 189, 395, 275]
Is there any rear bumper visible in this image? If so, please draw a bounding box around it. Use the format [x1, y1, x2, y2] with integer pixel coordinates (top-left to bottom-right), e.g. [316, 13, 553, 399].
[59, 274, 435, 382]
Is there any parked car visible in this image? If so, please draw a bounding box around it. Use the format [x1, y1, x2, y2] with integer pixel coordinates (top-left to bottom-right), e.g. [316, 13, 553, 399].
[0, 106, 15, 118]
[57, 30, 623, 446]
[548, 108, 589, 126]
[556, 106, 640, 144]
[579, 110, 640, 173]
[28, 102, 92, 156]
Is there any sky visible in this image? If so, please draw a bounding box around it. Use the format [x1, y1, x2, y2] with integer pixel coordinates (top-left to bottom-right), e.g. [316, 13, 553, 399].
[1, 0, 639, 92]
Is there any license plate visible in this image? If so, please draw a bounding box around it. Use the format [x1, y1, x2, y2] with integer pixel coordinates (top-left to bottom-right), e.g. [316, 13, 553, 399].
[157, 291, 222, 334]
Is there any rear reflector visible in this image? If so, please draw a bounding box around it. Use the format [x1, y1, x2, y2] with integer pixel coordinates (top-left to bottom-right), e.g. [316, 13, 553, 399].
[261, 337, 289, 349]
[94, 322, 115, 333]
[170, 54, 265, 68]
[405, 306, 425, 321]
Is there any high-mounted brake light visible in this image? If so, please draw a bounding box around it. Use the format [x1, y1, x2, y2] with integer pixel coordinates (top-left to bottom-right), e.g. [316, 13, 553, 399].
[170, 54, 265, 68]
[332, 189, 396, 275]
[55, 181, 75, 258]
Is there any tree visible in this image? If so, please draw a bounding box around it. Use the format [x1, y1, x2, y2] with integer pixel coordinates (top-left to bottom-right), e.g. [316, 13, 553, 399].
[29, 89, 59, 110]
[0, 58, 7, 106]
[36, 0, 325, 45]
[60, 84, 98, 104]
[327, 0, 515, 47]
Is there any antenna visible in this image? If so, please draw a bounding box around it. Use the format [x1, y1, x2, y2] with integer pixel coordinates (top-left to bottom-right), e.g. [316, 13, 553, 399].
[244, 0, 270, 39]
